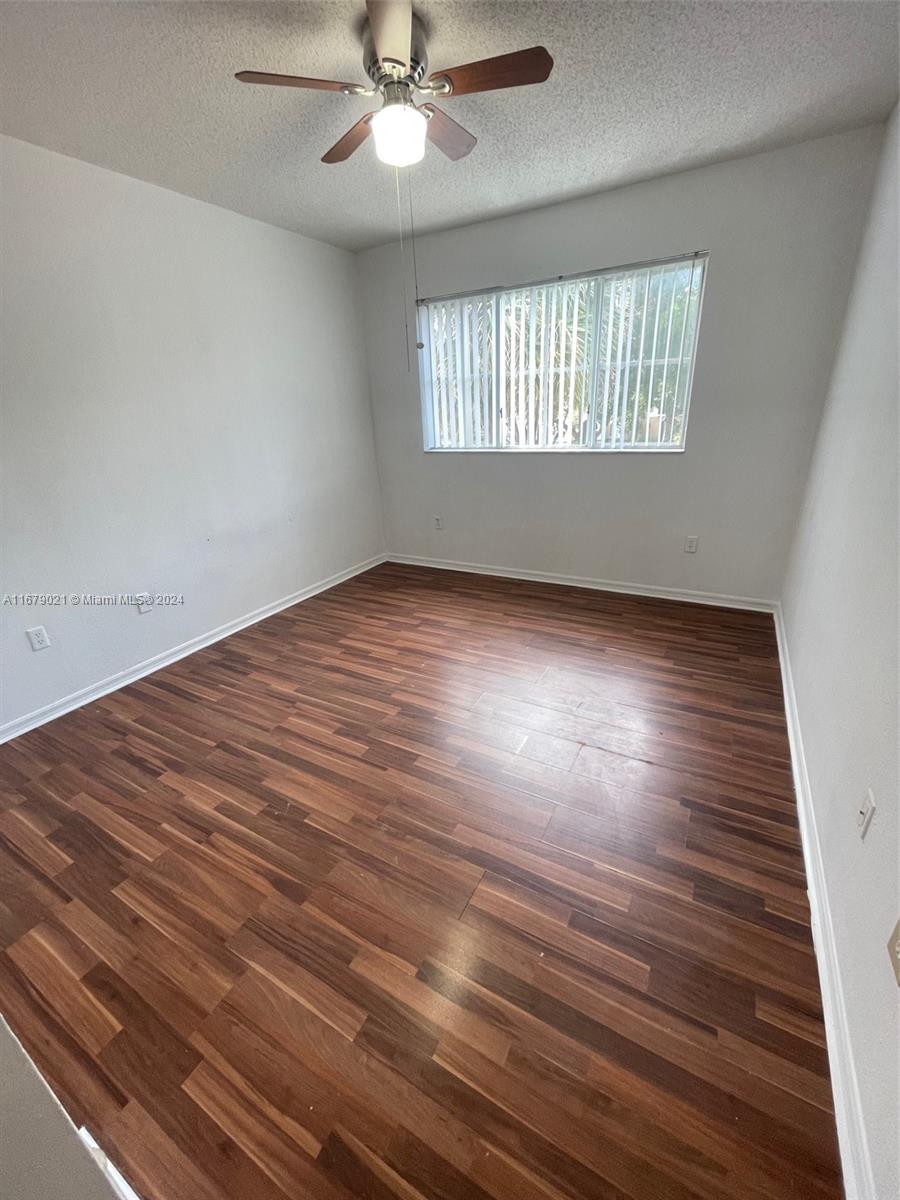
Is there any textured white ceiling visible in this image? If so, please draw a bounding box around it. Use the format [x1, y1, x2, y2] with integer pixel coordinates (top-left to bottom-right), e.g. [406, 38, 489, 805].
[0, 1, 896, 250]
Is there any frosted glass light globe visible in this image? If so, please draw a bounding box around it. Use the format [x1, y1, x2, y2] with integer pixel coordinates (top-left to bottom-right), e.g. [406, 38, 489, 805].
[371, 104, 427, 167]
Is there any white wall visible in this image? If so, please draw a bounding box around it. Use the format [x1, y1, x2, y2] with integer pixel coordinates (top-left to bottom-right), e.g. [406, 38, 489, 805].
[359, 126, 883, 604]
[0, 1020, 117, 1200]
[780, 108, 898, 1200]
[0, 135, 384, 734]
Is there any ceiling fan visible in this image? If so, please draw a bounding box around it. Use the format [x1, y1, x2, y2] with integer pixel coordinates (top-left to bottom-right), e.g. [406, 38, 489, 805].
[235, 0, 553, 167]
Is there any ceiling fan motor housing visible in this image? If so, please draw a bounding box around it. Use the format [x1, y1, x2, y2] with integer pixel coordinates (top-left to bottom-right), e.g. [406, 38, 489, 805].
[364, 13, 428, 86]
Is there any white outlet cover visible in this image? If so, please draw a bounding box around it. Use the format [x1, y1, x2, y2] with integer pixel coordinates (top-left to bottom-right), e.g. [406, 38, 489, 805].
[684, 536, 699, 553]
[26, 625, 51, 651]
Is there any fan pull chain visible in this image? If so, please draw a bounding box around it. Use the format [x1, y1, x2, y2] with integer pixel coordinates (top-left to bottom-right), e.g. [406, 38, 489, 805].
[406, 170, 421, 308]
[394, 167, 412, 372]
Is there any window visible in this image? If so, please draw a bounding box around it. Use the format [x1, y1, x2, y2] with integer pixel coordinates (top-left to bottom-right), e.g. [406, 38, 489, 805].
[418, 252, 707, 451]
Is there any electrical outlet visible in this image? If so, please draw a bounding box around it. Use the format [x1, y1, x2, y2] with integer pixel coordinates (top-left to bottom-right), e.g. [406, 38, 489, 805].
[888, 918, 900, 987]
[857, 788, 876, 838]
[684, 535, 699, 554]
[434, 516, 444, 530]
[26, 626, 51, 651]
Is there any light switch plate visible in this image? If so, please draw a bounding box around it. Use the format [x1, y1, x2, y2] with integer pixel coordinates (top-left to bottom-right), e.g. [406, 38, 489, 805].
[857, 788, 876, 838]
[889, 918, 900, 987]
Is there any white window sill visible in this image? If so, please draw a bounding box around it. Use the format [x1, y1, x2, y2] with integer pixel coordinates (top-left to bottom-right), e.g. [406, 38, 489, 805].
[422, 446, 687, 455]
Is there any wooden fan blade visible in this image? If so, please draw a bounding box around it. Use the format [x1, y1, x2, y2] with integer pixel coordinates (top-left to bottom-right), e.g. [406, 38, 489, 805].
[428, 46, 553, 96]
[321, 114, 374, 163]
[235, 70, 357, 92]
[366, 0, 412, 71]
[421, 104, 476, 161]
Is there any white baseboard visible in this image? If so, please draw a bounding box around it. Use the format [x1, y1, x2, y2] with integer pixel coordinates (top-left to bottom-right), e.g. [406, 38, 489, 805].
[386, 553, 776, 612]
[0, 554, 387, 745]
[773, 603, 875, 1200]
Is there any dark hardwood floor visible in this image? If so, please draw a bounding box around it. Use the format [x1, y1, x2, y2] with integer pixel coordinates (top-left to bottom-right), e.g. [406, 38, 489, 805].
[0, 562, 841, 1200]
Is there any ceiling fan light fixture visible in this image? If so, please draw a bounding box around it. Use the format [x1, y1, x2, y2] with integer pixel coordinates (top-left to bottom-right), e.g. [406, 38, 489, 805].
[371, 102, 426, 167]
[236, 1, 554, 167]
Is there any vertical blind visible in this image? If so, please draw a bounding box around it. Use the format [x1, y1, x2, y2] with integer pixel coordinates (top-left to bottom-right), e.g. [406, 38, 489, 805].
[417, 252, 707, 450]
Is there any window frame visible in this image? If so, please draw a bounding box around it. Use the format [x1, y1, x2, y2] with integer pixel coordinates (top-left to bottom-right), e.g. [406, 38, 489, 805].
[416, 251, 709, 454]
